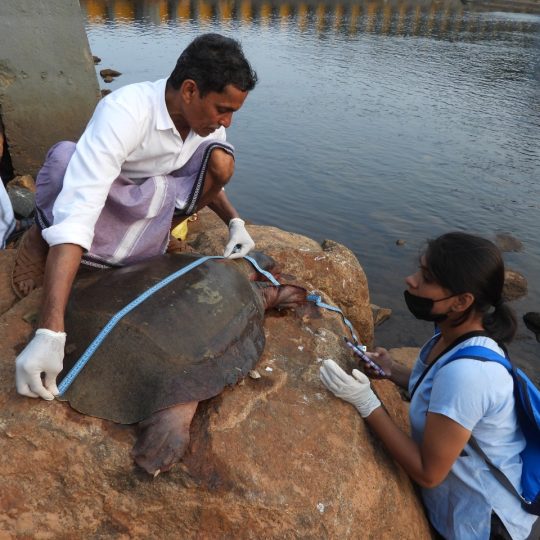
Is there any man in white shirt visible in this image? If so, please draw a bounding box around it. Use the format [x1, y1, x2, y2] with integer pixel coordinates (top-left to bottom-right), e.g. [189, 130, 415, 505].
[14, 33, 258, 400]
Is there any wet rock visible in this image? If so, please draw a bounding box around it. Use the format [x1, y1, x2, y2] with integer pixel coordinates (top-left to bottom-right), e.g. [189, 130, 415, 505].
[523, 312, 540, 343]
[495, 233, 523, 253]
[6, 185, 35, 217]
[396, 239, 406, 246]
[371, 304, 392, 327]
[101, 89, 112, 97]
[93, 55, 101, 64]
[0, 222, 431, 538]
[503, 269, 528, 301]
[7, 174, 35, 193]
[100, 68, 122, 78]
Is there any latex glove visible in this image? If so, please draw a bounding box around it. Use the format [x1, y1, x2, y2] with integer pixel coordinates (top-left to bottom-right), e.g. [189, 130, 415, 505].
[320, 359, 381, 418]
[224, 218, 255, 259]
[15, 329, 66, 400]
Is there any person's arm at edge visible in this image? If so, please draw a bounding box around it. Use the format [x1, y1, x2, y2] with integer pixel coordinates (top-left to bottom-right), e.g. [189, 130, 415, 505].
[364, 408, 471, 488]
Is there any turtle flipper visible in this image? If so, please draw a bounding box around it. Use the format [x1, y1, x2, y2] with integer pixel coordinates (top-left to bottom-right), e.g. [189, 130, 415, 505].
[131, 401, 198, 475]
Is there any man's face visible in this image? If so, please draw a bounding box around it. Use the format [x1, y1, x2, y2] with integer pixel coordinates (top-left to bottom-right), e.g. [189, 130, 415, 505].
[184, 84, 248, 137]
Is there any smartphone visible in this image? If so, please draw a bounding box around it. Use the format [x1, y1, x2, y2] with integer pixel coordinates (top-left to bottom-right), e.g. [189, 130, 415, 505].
[344, 338, 387, 377]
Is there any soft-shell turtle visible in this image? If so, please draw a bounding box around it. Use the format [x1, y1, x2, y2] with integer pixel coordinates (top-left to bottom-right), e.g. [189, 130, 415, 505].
[59, 253, 306, 474]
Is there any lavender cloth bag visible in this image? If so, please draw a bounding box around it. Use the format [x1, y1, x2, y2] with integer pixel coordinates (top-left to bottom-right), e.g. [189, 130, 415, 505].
[35, 139, 234, 268]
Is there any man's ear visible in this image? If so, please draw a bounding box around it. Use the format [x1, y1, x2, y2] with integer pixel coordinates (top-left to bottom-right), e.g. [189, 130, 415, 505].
[452, 292, 475, 313]
[180, 79, 198, 103]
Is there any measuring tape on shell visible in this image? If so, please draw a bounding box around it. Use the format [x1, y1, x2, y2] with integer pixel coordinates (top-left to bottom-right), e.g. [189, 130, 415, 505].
[57, 255, 360, 395]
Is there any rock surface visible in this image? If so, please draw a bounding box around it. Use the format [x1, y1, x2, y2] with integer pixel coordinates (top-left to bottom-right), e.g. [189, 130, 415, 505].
[523, 312, 540, 343]
[371, 303, 392, 328]
[495, 232, 523, 253]
[6, 185, 35, 217]
[503, 268, 528, 301]
[0, 221, 431, 538]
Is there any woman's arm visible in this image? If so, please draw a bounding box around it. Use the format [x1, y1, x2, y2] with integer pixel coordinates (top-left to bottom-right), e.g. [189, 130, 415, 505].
[320, 359, 471, 488]
[365, 408, 471, 488]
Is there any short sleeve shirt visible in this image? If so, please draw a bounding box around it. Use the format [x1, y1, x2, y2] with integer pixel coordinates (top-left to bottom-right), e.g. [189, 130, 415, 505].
[408, 335, 537, 540]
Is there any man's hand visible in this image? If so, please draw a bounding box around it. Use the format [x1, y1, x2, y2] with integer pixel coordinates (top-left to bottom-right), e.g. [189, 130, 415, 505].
[320, 359, 381, 418]
[16, 329, 66, 400]
[224, 217, 255, 259]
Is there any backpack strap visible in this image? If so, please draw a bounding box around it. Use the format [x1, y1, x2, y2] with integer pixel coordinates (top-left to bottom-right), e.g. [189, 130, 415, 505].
[446, 345, 511, 369]
[446, 346, 527, 505]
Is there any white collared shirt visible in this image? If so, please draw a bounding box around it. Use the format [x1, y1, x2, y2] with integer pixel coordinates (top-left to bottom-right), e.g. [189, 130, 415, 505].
[41, 78, 225, 250]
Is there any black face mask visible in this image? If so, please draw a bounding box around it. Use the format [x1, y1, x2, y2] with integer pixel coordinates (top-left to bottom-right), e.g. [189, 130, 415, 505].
[403, 290, 455, 322]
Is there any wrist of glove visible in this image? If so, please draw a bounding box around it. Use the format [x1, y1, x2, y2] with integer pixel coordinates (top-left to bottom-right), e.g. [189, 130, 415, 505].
[320, 359, 381, 418]
[223, 217, 255, 259]
[15, 328, 66, 400]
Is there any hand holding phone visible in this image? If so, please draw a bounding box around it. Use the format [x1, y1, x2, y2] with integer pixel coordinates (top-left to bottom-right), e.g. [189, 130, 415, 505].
[344, 338, 387, 378]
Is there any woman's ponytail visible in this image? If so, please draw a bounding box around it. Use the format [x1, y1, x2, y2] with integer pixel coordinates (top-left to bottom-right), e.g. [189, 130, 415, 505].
[483, 301, 517, 345]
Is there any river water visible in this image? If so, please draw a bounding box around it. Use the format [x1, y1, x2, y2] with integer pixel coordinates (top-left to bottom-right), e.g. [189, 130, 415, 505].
[80, 0, 540, 380]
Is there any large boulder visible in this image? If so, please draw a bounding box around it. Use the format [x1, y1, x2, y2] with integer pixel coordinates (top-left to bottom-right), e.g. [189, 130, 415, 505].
[0, 224, 431, 538]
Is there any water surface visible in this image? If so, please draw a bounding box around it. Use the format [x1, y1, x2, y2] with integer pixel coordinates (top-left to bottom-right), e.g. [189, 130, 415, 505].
[80, 0, 540, 379]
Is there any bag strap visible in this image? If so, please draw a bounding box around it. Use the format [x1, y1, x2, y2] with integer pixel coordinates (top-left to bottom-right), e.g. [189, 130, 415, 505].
[446, 346, 527, 505]
[409, 333, 488, 399]
[468, 436, 525, 503]
[408, 333, 442, 398]
[446, 345, 511, 369]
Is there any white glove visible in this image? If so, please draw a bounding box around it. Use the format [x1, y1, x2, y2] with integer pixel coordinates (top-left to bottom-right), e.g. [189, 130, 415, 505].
[15, 329, 66, 400]
[320, 359, 381, 418]
[224, 218, 255, 259]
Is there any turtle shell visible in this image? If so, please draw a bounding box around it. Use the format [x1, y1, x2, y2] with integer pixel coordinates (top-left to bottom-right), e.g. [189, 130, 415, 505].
[58, 254, 266, 424]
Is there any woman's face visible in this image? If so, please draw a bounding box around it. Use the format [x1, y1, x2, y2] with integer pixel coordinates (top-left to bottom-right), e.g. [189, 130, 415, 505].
[405, 256, 456, 316]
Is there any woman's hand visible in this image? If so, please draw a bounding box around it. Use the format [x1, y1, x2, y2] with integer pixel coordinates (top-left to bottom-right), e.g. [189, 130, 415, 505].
[320, 359, 381, 418]
[363, 347, 394, 379]
[363, 347, 412, 390]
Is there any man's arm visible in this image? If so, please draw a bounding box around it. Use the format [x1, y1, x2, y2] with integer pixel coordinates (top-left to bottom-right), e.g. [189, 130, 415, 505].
[15, 243, 82, 400]
[208, 188, 239, 224]
[40, 244, 83, 331]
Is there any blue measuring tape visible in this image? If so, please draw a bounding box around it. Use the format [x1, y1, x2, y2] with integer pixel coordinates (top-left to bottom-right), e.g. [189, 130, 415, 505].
[306, 294, 359, 344]
[58, 254, 359, 395]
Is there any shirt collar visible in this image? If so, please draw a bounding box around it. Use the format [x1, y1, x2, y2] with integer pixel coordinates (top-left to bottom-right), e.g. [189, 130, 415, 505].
[155, 78, 176, 131]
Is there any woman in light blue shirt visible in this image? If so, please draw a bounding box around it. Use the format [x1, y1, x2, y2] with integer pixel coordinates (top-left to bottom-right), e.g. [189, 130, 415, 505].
[320, 232, 539, 539]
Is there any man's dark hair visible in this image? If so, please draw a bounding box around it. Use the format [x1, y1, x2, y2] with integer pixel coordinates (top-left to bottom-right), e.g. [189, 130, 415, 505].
[168, 33, 257, 96]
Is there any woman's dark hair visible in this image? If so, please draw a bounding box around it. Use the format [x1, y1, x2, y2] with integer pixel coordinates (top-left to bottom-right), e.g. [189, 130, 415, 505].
[424, 232, 517, 344]
[168, 33, 258, 96]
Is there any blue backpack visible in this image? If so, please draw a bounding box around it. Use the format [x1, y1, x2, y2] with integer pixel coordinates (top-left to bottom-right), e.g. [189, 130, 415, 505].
[444, 346, 540, 516]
